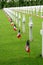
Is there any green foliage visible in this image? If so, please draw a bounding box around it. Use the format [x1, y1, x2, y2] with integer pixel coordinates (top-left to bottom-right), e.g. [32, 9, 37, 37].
[0, 0, 43, 9]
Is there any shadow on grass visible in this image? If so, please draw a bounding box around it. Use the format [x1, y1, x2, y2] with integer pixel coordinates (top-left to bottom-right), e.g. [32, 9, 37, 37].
[0, 56, 43, 65]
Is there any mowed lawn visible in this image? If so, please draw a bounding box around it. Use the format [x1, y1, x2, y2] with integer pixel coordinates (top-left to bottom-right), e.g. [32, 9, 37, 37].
[0, 9, 43, 65]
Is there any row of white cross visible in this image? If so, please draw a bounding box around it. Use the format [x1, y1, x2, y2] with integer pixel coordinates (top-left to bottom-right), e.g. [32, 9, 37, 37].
[4, 8, 26, 33]
[9, 6, 43, 17]
[3, 7, 43, 58]
[4, 8, 33, 40]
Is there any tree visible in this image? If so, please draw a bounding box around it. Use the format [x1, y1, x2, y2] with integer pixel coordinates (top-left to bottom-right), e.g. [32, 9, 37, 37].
[0, 0, 43, 9]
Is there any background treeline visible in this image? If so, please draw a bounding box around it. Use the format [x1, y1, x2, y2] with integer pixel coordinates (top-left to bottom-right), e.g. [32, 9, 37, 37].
[0, 0, 43, 9]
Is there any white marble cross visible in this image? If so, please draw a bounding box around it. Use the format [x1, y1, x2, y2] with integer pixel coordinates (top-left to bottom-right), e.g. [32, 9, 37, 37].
[40, 22, 43, 58]
[18, 13, 21, 27]
[29, 17, 33, 41]
[36, 7, 39, 16]
[41, 7, 43, 18]
[22, 14, 25, 33]
[16, 12, 18, 25]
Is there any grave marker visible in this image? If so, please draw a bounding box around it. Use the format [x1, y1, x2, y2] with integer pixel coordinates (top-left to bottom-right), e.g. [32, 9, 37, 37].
[29, 17, 33, 41]
[22, 14, 25, 33]
[40, 22, 43, 58]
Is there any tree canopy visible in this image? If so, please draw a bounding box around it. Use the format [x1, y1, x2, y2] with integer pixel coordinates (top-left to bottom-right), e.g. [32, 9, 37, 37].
[0, 0, 43, 9]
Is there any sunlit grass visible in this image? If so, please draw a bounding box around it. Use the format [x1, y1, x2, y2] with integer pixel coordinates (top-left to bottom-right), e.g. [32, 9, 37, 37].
[0, 9, 43, 65]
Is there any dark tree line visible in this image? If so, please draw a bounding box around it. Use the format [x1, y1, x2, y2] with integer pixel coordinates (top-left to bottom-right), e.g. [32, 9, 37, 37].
[0, 0, 19, 9]
[19, 0, 43, 6]
[0, 0, 43, 9]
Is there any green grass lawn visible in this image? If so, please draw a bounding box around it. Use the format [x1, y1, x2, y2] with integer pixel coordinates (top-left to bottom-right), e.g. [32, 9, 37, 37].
[0, 9, 43, 65]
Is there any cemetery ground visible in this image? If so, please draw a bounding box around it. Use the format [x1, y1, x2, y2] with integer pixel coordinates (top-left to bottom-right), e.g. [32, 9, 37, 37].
[0, 9, 43, 65]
